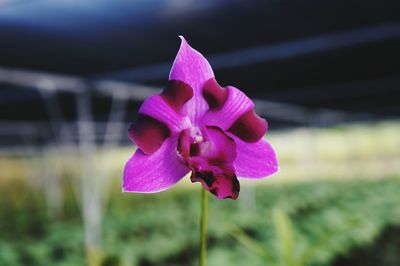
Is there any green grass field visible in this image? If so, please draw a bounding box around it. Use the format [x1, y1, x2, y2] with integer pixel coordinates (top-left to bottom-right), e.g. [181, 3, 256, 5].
[1, 178, 399, 266]
[0, 121, 399, 266]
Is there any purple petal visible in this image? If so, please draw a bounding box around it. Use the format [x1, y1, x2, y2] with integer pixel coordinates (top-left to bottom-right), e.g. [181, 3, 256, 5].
[228, 109, 268, 143]
[169, 36, 213, 124]
[201, 85, 267, 142]
[232, 136, 279, 178]
[202, 78, 228, 110]
[128, 114, 170, 155]
[201, 86, 252, 129]
[131, 81, 193, 154]
[161, 80, 194, 113]
[139, 94, 187, 133]
[123, 136, 190, 193]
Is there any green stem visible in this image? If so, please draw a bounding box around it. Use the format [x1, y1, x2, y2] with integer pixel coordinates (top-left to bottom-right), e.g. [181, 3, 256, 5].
[200, 187, 208, 266]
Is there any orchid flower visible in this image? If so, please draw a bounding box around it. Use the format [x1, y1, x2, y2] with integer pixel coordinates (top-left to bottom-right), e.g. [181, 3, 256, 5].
[123, 37, 278, 200]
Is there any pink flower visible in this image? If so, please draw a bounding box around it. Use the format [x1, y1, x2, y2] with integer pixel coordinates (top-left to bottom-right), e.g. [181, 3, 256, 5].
[123, 37, 278, 199]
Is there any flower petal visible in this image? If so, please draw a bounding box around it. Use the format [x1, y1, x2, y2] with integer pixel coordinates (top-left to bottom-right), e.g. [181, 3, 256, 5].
[161, 80, 194, 113]
[128, 114, 170, 155]
[228, 109, 268, 143]
[201, 84, 267, 142]
[131, 81, 193, 154]
[139, 94, 187, 133]
[202, 78, 228, 110]
[201, 85, 252, 128]
[232, 136, 279, 178]
[169, 36, 213, 124]
[123, 136, 190, 193]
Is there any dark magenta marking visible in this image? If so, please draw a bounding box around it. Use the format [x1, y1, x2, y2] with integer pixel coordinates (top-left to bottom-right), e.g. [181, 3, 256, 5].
[190, 169, 240, 200]
[177, 129, 191, 161]
[220, 172, 240, 200]
[161, 80, 193, 112]
[193, 171, 215, 187]
[202, 78, 228, 110]
[189, 143, 201, 157]
[128, 114, 170, 155]
[228, 109, 267, 143]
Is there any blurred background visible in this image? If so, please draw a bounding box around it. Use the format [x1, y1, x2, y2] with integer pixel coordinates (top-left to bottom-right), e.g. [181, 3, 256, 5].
[0, 0, 400, 265]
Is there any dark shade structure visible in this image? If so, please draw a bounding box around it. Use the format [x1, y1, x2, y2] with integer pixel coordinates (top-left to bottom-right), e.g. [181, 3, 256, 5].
[0, 0, 399, 146]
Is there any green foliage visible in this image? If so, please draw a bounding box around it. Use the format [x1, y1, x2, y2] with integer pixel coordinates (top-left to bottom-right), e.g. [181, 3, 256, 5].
[227, 178, 400, 266]
[0, 178, 400, 266]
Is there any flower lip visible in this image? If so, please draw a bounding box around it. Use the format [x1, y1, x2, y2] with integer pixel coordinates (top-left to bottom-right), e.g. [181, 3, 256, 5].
[178, 125, 240, 199]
